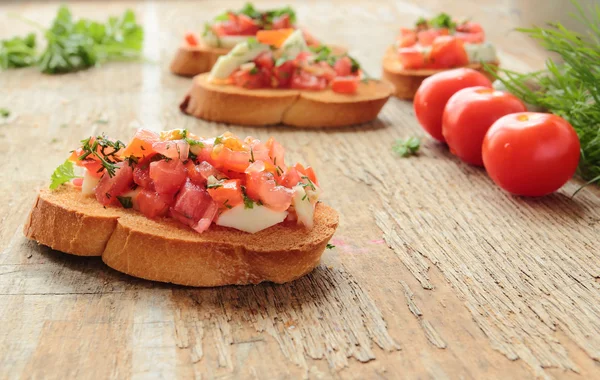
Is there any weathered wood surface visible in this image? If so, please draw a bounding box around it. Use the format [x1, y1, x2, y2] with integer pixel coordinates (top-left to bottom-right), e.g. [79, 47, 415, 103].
[1, 1, 599, 379]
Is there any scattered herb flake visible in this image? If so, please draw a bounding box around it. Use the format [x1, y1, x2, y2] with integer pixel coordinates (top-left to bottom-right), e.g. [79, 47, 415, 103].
[393, 136, 421, 157]
[116, 195, 133, 209]
[326, 243, 335, 249]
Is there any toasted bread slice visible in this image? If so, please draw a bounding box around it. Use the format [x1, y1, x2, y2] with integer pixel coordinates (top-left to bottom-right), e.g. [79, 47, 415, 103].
[382, 46, 499, 100]
[23, 186, 339, 286]
[180, 73, 393, 128]
[170, 43, 348, 77]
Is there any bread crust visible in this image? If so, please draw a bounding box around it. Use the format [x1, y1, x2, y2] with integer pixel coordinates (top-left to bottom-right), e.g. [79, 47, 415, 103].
[180, 73, 393, 128]
[170, 43, 230, 77]
[170, 43, 348, 77]
[382, 46, 499, 100]
[23, 186, 339, 286]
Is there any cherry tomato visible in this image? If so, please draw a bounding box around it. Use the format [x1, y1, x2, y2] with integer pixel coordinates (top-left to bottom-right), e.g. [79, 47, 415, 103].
[482, 112, 580, 196]
[428, 36, 469, 69]
[333, 56, 353, 77]
[442, 87, 527, 166]
[414, 68, 493, 142]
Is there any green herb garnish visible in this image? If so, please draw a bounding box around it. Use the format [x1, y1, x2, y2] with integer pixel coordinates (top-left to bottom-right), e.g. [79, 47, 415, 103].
[326, 243, 335, 249]
[116, 196, 133, 209]
[490, 0, 600, 187]
[393, 137, 421, 157]
[0, 108, 9, 118]
[427, 13, 456, 30]
[249, 66, 259, 75]
[214, 136, 223, 145]
[78, 135, 125, 177]
[0, 33, 37, 69]
[49, 159, 81, 189]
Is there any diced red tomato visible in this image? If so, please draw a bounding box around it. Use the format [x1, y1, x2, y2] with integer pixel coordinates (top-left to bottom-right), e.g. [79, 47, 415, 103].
[207, 179, 244, 208]
[170, 180, 218, 233]
[185, 33, 199, 47]
[254, 51, 274, 70]
[133, 165, 154, 189]
[273, 61, 295, 88]
[231, 68, 270, 89]
[80, 159, 104, 178]
[417, 29, 441, 46]
[295, 51, 312, 64]
[95, 162, 134, 206]
[429, 36, 469, 69]
[333, 56, 353, 77]
[398, 47, 426, 69]
[331, 76, 359, 94]
[72, 178, 83, 187]
[398, 28, 417, 47]
[280, 167, 302, 188]
[457, 22, 484, 34]
[290, 70, 327, 91]
[152, 140, 189, 160]
[136, 189, 170, 218]
[245, 171, 293, 212]
[121, 129, 160, 159]
[301, 29, 320, 46]
[316, 61, 337, 81]
[149, 159, 187, 195]
[237, 14, 259, 33]
[295, 163, 319, 186]
[265, 137, 285, 168]
[186, 160, 222, 186]
[215, 13, 260, 36]
[272, 14, 292, 30]
[455, 31, 485, 44]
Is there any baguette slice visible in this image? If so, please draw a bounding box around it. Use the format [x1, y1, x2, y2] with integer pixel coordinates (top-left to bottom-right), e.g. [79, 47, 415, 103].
[23, 186, 339, 286]
[170, 43, 348, 77]
[180, 73, 393, 128]
[382, 46, 499, 100]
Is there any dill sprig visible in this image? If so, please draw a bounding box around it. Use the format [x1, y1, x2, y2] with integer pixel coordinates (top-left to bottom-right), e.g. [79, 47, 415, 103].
[78, 135, 125, 177]
[489, 0, 600, 185]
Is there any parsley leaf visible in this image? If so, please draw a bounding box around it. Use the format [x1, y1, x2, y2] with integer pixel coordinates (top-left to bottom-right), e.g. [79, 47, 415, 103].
[49, 159, 80, 189]
[116, 196, 133, 209]
[0, 33, 37, 69]
[428, 13, 456, 30]
[393, 137, 421, 157]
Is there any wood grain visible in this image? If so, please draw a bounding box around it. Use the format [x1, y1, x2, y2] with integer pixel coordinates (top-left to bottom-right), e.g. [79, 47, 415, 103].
[1, 0, 599, 379]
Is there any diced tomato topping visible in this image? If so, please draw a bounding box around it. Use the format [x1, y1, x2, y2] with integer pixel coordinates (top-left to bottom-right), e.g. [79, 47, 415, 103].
[136, 189, 170, 218]
[149, 159, 187, 195]
[213, 13, 260, 36]
[333, 56, 353, 77]
[245, 171, 293, 212]
[152, 140, 189, 161]
[429, 36, 469, 68]
[398, 47, 426, 69]
[207, 179, 244, 208]
[331, 76, 359, 94]
[133, 165, 154, 190]
[290, 70, 327, 91]
[272, 14, 292, 30]
[301, 29, 320, 46]
[186, 160, 222, 186]
[80, 159, 104, 178]
[231, 68, 270, 89]
[455, 31, 485, 44]
[266, 137, 285, 168]
[280, 167, 302, 188]
[170, 181, 219, 233]
[185, 33, 199, 47]
[121, 129, 160, 159]
[273, 60, 295, 88]
[95, 162, 134, 206]
[417, 29, 441, 46]
[254, 51, 275, 70]
[295, 163, 319, 186]
[72, 178, 83, 187]
[398, 28, 417, 47]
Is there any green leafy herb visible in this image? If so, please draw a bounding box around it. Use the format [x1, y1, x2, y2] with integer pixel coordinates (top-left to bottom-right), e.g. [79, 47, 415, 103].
[0, 108, 9, 118]
[301, 176, 316, 191]
[393, 136, 421, 157]
[249, 66, 259, 75]
[241, 186, 255, 209]
[185, 137, 204, 148]
[214, 136, 223, 145]
[116, 196, 133, 209]
[489, 0, 600, 186]
[246, 37, 259, 49]
[0, 33, 37, 69]
[326, 243, 335, 249]
[49, 159, 80, 189]
[428, 13, 456, 30]
[77, 135, 125, 177]
[36, 6, 143, 74]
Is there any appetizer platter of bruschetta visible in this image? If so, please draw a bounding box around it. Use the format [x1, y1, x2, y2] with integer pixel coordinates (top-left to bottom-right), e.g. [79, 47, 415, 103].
[3, 1, 600, 379]
[382, 13, 499, 99]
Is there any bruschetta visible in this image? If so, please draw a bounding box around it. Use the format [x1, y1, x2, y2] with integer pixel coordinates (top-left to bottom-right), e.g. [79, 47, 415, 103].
[382, 13, 499, 99]
[179, 30, 393, 127]
[170, 2, 336, 76]
[24, 129, 339, 286]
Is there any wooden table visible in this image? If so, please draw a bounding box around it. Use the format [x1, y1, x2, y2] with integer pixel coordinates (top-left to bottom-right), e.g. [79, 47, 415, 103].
[1, 1, 599, 379]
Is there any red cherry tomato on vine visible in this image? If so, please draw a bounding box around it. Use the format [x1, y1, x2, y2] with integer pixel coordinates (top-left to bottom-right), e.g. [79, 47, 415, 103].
[414, 68, 493, 142]
[442, 87, 527, 166]
[482, 112, 580, 197]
